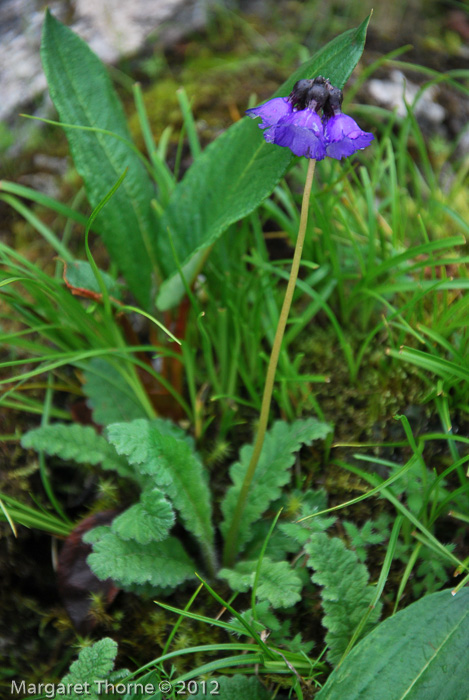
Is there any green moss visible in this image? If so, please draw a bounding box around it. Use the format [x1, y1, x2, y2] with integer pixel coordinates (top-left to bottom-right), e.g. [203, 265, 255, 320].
[298, 325, 429, 444]
[128, 51, 284, 151]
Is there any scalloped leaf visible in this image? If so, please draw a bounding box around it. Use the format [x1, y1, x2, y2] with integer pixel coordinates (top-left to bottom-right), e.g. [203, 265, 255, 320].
[59, 638, 120, 700]
[219, 557, 302, 609]
[110, 488, 175, 544]
[106, 418, 216, 573]
[305, 532, 382, 664]
[20, 423, 136, 481]
[220, 418, 332, 557]
[279, 512, 336, 546]
[106, 418, 193, 467]
[85, 528, 196, 590]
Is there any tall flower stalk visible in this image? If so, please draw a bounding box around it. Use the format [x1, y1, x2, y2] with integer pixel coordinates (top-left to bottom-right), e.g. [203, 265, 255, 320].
[223, 158, 316, 566]
[223, 77, 373, 566]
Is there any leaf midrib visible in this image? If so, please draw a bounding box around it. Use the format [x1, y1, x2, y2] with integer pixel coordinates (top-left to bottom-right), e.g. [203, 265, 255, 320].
[398, 602, 469, 699]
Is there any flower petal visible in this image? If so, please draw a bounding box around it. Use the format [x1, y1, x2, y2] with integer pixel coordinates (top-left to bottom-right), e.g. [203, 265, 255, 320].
[272, 125, 326, 159]
[324, 113, 374, 159]
[267, 108, 326, 160]
[246, 97, 292, 129]
[325, 138, 362, 160]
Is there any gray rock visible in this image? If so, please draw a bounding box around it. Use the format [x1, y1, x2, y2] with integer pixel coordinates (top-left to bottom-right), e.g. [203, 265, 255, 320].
[0, 0, 211, 124]
[368, 69, 445, 123]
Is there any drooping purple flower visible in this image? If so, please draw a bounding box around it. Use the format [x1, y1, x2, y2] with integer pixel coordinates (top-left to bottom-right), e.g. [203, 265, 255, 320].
[265, 108, 326, 160]
[246, 97, 293, 129]
[324, 113, 374, 159]
[246, 77, 373, 161]
[323, 86, 374, 160]
[247, 77, 329, 160]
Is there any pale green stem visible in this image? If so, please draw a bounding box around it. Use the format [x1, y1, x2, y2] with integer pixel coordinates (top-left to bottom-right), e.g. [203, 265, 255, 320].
[223, 158, 316, 567]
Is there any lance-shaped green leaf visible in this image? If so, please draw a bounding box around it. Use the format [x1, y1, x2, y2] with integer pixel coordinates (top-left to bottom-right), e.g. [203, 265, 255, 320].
[156, 15, 371, 310]
[106, 419, 216, 574]
[316, 587, 469, 699]
[41, 10, 159, 308]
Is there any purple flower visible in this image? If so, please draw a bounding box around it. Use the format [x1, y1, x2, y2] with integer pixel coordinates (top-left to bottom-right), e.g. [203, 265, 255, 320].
[246, 97, 293, 129]
[247, 78, 329, 160]
[324, 113, 374, 159]
[266, 108, 326, 160]
[323, 86, 374, 159]
[246, 78, 374, 161]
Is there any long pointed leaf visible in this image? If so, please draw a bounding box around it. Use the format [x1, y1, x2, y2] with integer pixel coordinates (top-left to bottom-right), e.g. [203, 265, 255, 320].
[41, 10, 159, 308]
[316, 588, 469, 699]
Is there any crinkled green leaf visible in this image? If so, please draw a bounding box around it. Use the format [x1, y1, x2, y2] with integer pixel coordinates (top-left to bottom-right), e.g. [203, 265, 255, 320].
[156, 16, 371, 310]
[21, 423, 135, 480]
[219, 557, 302, 609]
[191, 675, 272, 700]
[111, 488, 175, 544]
[106, 419, 216, 572]
[59, 638, 118, 700]
[82, 526, 110, 544]
[85, 528, 196, 590]
[83, 358, 148, 427]
[105, 417, 193, 469]
[279, 515, 336, 545]
[305, 533, 382, 665]
[41, 11, 158, 308]
[316, 588, 469, 699]
[220, 418, 332, 556]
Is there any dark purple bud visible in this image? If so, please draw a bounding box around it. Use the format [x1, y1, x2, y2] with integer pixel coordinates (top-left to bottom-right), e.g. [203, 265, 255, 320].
[324, 86, 343, 117]
[306, 81, 330, 112]
[288, 79, 314, 109]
